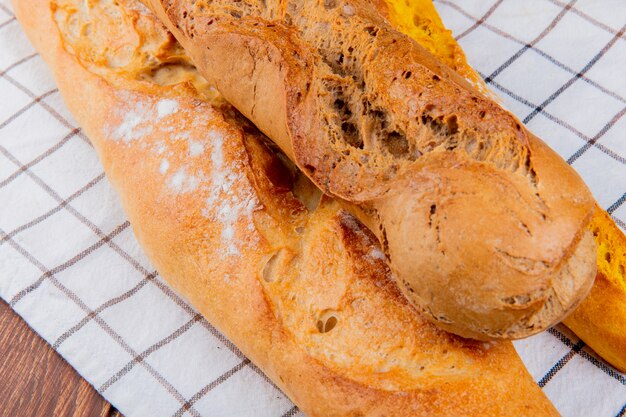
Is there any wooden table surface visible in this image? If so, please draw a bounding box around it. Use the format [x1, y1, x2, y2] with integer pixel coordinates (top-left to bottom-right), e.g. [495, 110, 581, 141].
[0, 299, 122, 417]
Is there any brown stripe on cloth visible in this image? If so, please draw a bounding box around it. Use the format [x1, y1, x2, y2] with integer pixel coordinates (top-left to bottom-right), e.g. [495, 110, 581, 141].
[523, 24, 626, 124]
[0, 2, 14, 16]
[280, 405, 301, 417]
[0, 88, 58, 129]
[6, 221, 130, 306]
[98, 314, 205, 393]
[538, 340, 586, 388]
[51, 270, 159, 349]
[434, 0, 626, 105]
[455, 0, 504, 41]
[172, 359, 251, 417]
[546, 0, 626, 40]
[0, 128, 81, 189]
[607, 193, 626, 215]
[547, 327, 626, 386]
[0, 52, 37, 75]
[481, 0, 578, 83]
[0, 16, 16, 30]
[0, 229, 205, 417]
[0, 172, 105, 243]
[567, 105, 626, 164]
[0, 71, 91, 146]
[613, 217, 626, 231]
[479, 74, 626, 166]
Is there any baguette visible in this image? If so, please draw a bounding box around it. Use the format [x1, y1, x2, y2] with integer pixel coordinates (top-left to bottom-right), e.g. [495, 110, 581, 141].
[141, 0, 597, 340]
[387, 0, 626, 373]
[13, 0, 561, 414]
[564, 208, 626, 372]
[388, 0, 626, 372]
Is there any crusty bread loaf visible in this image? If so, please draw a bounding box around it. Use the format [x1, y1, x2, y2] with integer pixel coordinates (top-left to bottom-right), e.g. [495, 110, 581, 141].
[13, 0, 562, 414]
[373, 0, 490, 98]
[141, 0, 597, 340]
[564, 208, 626, 372]
[391, 0, 626, 373]
[390, 0, 626, 372]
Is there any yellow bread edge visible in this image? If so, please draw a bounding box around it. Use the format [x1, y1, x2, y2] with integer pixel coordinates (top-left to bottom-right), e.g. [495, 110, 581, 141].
[564, 208, 626, 372]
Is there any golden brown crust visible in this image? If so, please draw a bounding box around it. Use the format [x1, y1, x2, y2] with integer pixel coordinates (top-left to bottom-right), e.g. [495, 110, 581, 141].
[141, 0, 597, 340]
[564, 208, 626, 372]
[13, 0, 560, 414]
[380, 3, 625, 363]
[565, 272, 626, 373]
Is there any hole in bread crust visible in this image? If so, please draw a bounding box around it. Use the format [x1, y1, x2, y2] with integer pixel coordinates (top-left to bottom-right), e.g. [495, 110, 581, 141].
[262, 249, 286, 283]
[381, 130, 409, 157]
[446, 115, 459, 135]
[428, 204, 436, 227]
[293, 170, 323, 211]
[316, 310, 339, 333]
[502, 294, 531, 306]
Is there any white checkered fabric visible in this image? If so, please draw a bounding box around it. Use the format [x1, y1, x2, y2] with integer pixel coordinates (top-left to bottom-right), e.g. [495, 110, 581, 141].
[0, 0, 624, 416]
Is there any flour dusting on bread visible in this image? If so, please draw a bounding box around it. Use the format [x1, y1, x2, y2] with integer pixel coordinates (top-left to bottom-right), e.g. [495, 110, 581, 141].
[167, 167, 201, 193]
[156, 98, 179, 119]
[202, 130, 259, 256]
[112, 99, 154, 142]
[158, 158, 169, 174]
[188, 139, 205, 157]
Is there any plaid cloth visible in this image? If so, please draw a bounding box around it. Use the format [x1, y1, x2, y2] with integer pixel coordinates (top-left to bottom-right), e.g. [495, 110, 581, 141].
[0, 0, 624, 416]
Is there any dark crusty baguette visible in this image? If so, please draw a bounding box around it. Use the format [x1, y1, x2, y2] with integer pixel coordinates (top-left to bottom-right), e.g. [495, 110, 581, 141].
[13, 0, 562, 414]
[140, 0, 597, 339]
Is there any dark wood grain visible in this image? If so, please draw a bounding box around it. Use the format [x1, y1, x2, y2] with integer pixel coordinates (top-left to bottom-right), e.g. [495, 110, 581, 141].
[0, 299, 123, 417]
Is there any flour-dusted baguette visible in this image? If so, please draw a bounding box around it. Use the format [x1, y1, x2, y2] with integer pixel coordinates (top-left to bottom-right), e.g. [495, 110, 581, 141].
[13, 0, 562, 414]
[140, 0, 597, 340]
